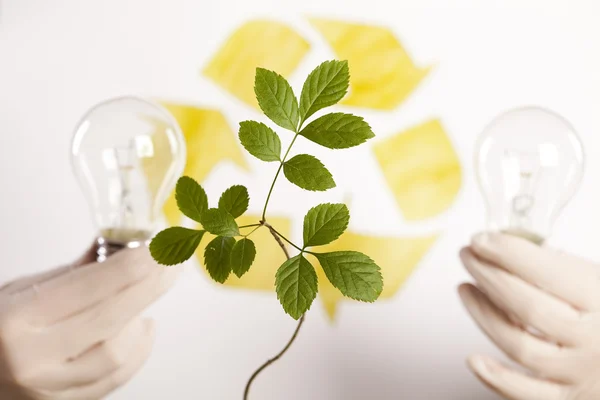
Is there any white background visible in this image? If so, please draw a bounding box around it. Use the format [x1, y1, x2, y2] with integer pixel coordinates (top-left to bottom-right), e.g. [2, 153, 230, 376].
[1, 0, 600, 399]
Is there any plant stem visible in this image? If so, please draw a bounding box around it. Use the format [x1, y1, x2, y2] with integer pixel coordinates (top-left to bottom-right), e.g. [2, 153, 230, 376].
[261, 133, 300, 221]
[242, 225, 262, 238]
[239, 223, 262, 229]
[264, 223, 303, 253]
[243, 226, 305, 400]
[243, 315, 305, 400]
[246, 128, 306, 399]
[264, 224, 291, 259]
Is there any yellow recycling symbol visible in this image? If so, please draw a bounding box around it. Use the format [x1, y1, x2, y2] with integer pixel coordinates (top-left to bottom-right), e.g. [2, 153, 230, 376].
[155, 19, 462, 320]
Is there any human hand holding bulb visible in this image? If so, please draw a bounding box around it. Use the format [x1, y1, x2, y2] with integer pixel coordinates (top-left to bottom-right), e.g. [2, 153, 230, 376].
[460, 234, 600, 400]
[0, 243, 180, 399]
[460, 107, 600, 399]
[0, 97, 185, 399]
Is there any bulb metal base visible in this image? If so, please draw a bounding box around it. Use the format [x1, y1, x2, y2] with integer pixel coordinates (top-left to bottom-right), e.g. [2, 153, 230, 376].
[500, 228, 545, 246]
[96, 231, 151, 262]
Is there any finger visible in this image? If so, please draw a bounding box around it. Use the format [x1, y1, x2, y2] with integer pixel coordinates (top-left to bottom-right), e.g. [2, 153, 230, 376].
[24, 247, 161, 324]
[460, 247, 583, 346]
[59, 318, 155, 400]
[471, 232, 600, 311]
[29, 318, 151, 390]
[53, 264, 180, 358]
[467, 355, 568, 400]
[1, 265, 72, 296]
[458, 283, 575, 382]
[1, 241, 98, 295]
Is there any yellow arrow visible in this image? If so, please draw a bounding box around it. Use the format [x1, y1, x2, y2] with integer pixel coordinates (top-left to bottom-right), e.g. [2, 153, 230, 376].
[139, 19, 458, 321]
[151, 104, 249, 226]
[203, 20, 310, 109]
[374, 119, 462, 221]
[309, 18, 431, 110]
[308, 231, 438, 320]
[197, 219, 436, 321]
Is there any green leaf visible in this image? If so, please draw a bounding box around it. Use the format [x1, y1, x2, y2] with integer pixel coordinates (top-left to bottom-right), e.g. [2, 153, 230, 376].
[303, 203, 349, 247]
[218, 185, 249, 218]
[275, 254, 318, 320]
[149, 227, 205, 266]
[175, 176, 208, 223]
[230, 238, 256, 278]
[238, 120, 281, 162]
[283, 154, 336, 192]
[200, 208, 240, 237]
[299, 60, 349, 123]
[204, 236, 236, 283]
[254, 68, 299, 131]
[299, 112, 375, 149]
[315, 251, 383, 302]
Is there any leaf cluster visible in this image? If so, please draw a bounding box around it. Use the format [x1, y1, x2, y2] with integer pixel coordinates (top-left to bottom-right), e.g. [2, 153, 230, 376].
[150, 60, 383, 319]
[150, 178, 256, 282]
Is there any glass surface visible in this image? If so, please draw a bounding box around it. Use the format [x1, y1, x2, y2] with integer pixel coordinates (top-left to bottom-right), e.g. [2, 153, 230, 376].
[71, 96, 185, 242]
[475, 106, 584, 242]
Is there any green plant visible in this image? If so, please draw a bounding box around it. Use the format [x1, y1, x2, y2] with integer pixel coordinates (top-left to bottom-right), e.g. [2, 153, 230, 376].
[149, 60, 383, 399]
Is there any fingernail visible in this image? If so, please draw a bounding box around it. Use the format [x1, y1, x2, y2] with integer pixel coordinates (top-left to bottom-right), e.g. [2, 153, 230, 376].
[459, 247, 471, 262]
[471, 232, 489, 247]
[457, 284, 475, 306]
[469, 356, 489, 380]
[458, 284, 485, 317]
[469, 355, 500, 378]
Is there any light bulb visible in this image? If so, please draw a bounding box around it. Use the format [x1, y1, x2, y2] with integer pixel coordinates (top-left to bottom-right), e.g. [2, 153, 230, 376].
[71, 96, 186, 261]
[475, 106, 585, 244]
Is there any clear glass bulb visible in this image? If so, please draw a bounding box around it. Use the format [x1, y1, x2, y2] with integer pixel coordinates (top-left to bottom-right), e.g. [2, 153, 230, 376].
[475, 106, 585, 245]
[71, 96, 186, 261]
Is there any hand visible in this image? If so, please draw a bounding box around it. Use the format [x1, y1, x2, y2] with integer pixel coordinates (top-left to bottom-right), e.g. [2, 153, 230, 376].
[0, 243, 180, 399]
[459, 232, 600, 400]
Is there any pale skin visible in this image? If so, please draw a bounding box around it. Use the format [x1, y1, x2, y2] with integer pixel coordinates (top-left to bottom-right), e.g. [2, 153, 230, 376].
[460, 232, 600, 400]
[0, 244, 180, 399]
